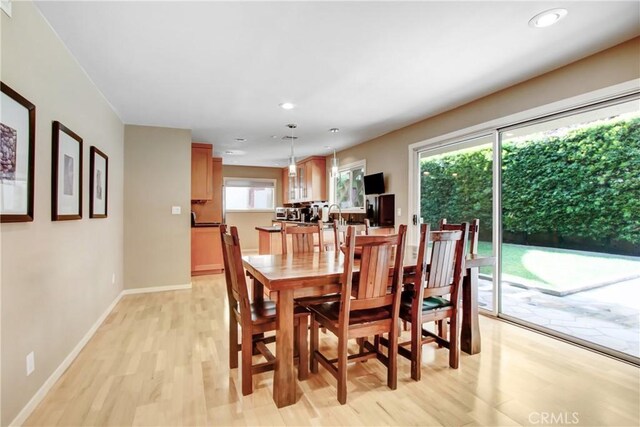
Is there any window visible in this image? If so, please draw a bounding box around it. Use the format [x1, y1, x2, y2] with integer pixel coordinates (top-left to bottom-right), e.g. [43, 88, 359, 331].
[224, 178, 275, 211]
[331, 160, 365, 211]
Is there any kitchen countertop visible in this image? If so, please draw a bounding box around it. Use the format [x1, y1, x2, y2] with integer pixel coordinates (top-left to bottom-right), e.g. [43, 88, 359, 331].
[192, 222, 223, 228]
[256, 225, 282, 232]
[271, 219, 394, 229]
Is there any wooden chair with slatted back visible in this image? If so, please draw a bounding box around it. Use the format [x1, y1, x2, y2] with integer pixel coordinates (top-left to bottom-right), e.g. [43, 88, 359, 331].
[220, 225, 309, 396]
[440, 218, 479, 256]
[308, 225, 407, 404]
[281, 221, 324, 255]
[332, 219, 369, 251]
[436, 218, 479, 340]
[397, 222, 468, 380]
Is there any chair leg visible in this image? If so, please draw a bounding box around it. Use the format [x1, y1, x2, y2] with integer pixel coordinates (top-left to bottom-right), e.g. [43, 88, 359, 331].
[410, 319, 422, 381]
[241, 328, 253, 395]
[298, 317, 309, 380]
[310, 316, 319, 374]
[449, 312, 460, 369]
[337, 334, 348, 404]
[229, 312, 238, 369]
[388, 325, 398, 390]
[437, 320, 448, 348]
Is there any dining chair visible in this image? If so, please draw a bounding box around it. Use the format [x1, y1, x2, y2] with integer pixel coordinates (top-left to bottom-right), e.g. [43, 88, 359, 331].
[281, 221, 324, 255]
[397, 222, 468, 381]
[332, 218, 369, 251]
[308, 225, 407, 404]
[436, 218, 479, 341]
[220, 225, 310, 396]
[440, 218, 479, 256]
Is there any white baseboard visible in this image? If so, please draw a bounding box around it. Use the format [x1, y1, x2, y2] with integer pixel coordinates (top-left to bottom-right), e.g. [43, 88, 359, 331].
[9, 281, 192, 426]
[9, 291, 124, 427]
[121, 282, 192, 295]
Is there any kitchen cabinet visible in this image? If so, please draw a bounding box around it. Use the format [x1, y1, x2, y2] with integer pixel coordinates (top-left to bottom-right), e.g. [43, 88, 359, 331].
[191, 143, 213, 201]
[282, 156, 326, 203]
[191, 156, 223, 223]
[191, 226, 224, 275]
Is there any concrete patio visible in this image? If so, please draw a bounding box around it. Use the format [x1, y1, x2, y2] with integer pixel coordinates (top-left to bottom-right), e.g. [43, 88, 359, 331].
[478, 277, 640, 358]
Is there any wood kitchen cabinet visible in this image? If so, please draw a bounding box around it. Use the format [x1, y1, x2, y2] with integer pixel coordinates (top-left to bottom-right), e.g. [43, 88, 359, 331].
[191, 143, 213, 201]
[282, 156, 326, 203]
[191, 226, 224, 275]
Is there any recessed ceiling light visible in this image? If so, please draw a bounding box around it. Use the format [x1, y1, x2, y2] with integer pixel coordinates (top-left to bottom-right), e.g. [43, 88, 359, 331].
[279, 102, 295, 110]
[329, 128, 339, 133]
[324, 146, 332, 150]
[225, 150, 246, 156]
[529, 8, 568, 28]
[270, 135, 278, 139]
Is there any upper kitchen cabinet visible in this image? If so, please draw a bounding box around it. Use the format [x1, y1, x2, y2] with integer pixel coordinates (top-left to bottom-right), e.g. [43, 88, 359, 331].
[282, 156, 326, 203]
[191, 143, 213, 201]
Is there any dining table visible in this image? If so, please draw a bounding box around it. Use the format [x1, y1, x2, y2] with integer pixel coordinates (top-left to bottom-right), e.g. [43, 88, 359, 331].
[242, 247, 494, 408]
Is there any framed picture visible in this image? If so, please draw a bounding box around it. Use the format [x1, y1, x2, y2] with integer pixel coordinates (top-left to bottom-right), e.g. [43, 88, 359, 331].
[89, 146, 108, 218]
[1, 82, 36, 223]
[52, 121, 82, 221]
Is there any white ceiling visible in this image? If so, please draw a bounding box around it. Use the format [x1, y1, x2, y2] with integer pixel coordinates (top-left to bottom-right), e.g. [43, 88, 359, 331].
[35, 1, 639, 167]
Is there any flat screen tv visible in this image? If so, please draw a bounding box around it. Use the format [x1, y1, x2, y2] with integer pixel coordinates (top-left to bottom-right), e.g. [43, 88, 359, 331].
[364, 172, 385, 195]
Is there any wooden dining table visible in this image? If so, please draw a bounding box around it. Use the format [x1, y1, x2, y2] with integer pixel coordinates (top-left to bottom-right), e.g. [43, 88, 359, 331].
[242, 247, 494, 408]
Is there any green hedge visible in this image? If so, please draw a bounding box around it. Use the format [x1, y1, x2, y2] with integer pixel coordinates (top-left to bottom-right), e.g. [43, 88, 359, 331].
[420, 117, 640, 246]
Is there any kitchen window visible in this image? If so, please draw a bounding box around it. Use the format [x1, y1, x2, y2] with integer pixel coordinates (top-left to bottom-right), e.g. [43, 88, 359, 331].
[224, 178, 275, 212]
[331, 160, 366, 211]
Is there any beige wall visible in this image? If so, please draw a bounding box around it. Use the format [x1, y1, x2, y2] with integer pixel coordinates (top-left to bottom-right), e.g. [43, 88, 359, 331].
[1, 2, 124, 425]
[222, 165, 282, 251]
[330, 37, 640, 229]
[124, 125, 191, 289]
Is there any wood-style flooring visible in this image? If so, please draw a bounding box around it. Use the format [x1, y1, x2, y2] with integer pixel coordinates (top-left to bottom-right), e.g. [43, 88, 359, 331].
[25, 274, 640, 426]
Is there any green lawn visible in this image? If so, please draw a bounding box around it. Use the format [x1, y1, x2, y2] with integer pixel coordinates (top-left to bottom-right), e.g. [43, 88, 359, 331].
[476, 241, 640, 291]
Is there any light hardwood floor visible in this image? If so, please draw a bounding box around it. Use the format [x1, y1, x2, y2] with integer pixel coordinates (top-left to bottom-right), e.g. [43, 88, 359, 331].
[25, 274, 639, 426]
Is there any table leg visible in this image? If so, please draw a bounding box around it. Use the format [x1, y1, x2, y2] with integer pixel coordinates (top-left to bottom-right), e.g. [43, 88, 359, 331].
[252, 278, 264, 304]
[273, 288, 296, 407]
[461, 267, 481, 354]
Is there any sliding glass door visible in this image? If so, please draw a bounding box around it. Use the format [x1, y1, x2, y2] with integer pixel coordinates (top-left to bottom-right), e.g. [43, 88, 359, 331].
[412, 92, 639, 363]
[498, 96, 640, 362]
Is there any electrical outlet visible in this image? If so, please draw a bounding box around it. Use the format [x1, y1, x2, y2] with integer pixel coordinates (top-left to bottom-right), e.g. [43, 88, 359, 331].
[397, 208, 402, 217]
[112, 273, 116, 285]
[171, 206, 181, 215]
[26, 351, 35, 376]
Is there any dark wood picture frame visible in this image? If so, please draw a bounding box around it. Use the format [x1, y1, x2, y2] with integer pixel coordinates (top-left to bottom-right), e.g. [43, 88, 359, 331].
[52, 121, 83, 221]
[89, 146, 108, 218]
[0, 82, 36, 223]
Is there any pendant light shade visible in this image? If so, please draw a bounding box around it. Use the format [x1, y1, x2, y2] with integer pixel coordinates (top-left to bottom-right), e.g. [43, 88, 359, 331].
[329, 128, 340, 178]
[288, 158, 296, 176]
[287, 124, 297, 177]
[331, 150, 339, 178]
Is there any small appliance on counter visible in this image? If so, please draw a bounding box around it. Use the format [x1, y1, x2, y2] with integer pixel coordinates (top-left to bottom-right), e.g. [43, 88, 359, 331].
[275, 207, 287, 220]
[286, 207, 300, 221]
[299, 206, 311, 223]
[321, 205, 329, 222]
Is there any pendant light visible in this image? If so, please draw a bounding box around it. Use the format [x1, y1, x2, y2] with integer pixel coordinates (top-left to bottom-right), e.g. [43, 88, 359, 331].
[287, 124, 297, 177]
[329, 128, 340, 178]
